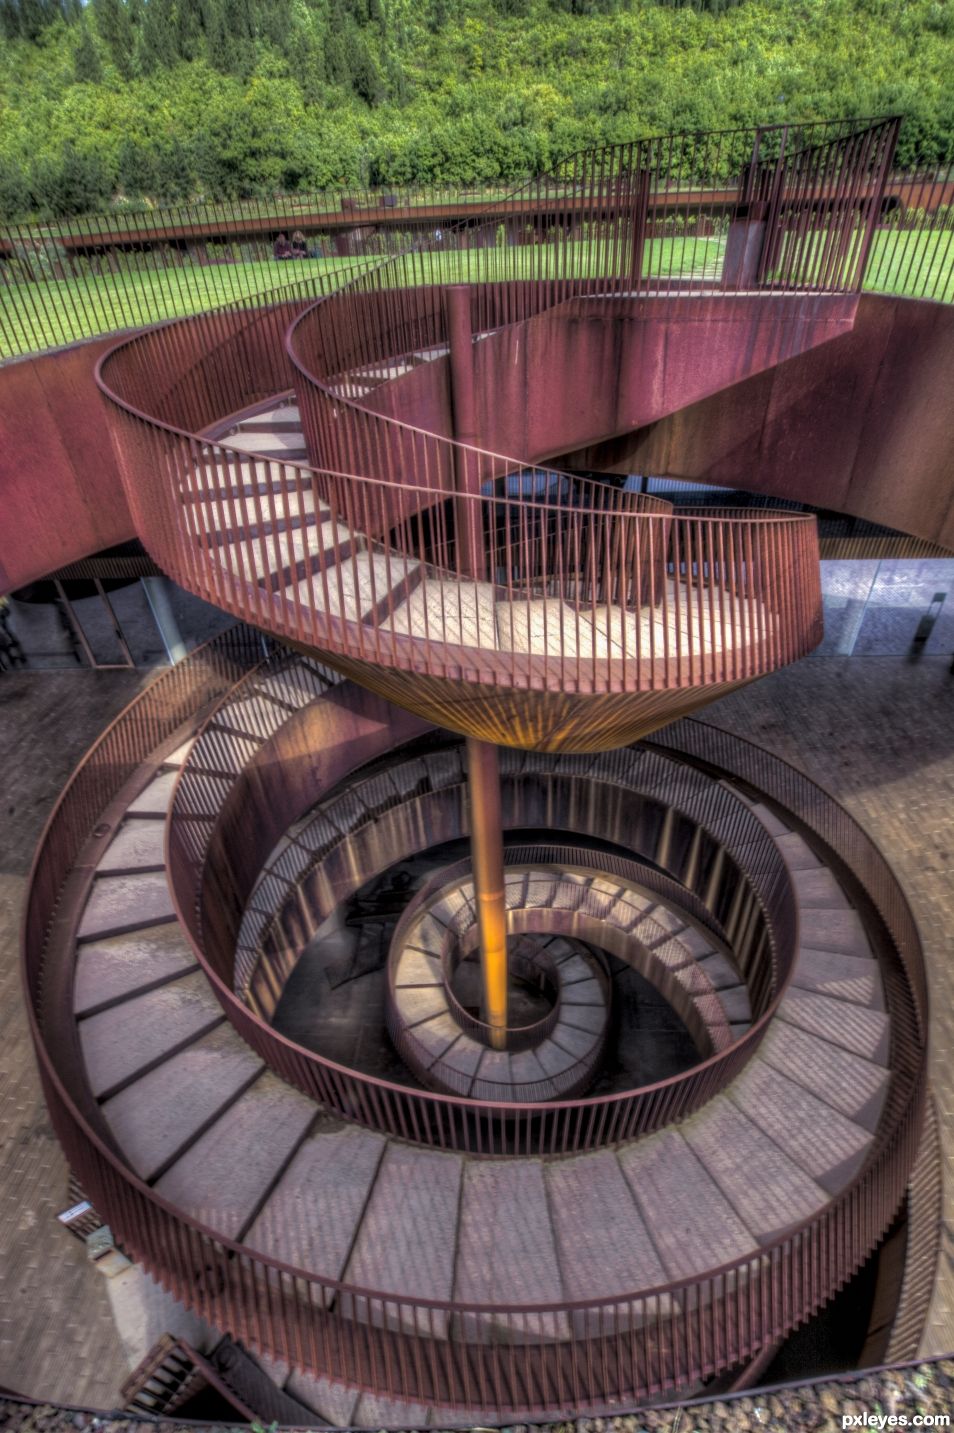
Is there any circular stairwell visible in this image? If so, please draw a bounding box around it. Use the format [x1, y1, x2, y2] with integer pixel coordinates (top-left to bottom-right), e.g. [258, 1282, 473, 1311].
[23, 603, 925, 1421]
[44, 174, 929, 1414]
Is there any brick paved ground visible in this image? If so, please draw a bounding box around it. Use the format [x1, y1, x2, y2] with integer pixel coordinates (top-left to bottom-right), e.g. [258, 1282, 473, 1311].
[0, 669, 145, 1406]
[0, 652, 951, 1410]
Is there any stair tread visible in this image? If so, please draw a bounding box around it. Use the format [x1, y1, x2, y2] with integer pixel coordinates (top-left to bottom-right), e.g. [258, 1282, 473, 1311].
[756, 1019, 889, 1131]
[774, 829, 826, 871]
[695, 949, 744, 991]
[79, 969, 221, 1097]
[727, 1058, 873, 1195]
[254, 671, 321, 710]
[679, 1098, 829, 1241]
[78, 870, 174, 940]
[793, 947, 885, 1009]
[97, 818, 167, 874]
[127, 769, 179, 816]
[245, 1116, 386, 1282]
[778, 987, 890, 1064]
[454, 1160, 568, 1340]
[341, 1143, 462, 1335]
[383, 577, 497, 648]
[791, 867, 853, 909]
[798, 907, 872, 958]
[73, 922, 195, 1014]
[548, 1150, 668, 1301]
[153, 1072, 315, 1240]
[618, 1127, 755, 1279]
[100, 1024, 263, 1181]
[295, 552, 420, 622]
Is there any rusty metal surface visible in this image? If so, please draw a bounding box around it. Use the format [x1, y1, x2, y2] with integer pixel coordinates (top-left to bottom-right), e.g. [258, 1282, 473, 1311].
[93, 125, 899, 749]
[21, 643, 928, 1412]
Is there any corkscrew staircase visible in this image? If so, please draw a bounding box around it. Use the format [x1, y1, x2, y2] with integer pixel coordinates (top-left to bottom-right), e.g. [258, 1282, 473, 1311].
[21, 119, 929, 1422]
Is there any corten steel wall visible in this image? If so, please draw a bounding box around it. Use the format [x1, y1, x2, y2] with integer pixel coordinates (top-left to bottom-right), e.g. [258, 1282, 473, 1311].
[0, 337, 133, 591]
[345, 291, 860, 467]
[4, 290, 954, 595]
[558, 293, 954, 552]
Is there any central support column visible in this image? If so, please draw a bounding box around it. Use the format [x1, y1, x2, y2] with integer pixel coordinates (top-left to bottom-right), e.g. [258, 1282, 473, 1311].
[445, 283, 508, 1046]
[466, 736, 508, 1047]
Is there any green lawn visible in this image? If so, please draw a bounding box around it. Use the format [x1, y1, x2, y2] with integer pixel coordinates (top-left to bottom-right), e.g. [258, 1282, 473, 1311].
[0, 256, 369, 359]
[864, 226, 954, 303]
[1, 225, 951, 362]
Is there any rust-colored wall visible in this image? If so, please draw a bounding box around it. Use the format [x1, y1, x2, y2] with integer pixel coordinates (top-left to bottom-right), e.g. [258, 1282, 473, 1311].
[469, 292, 860, 463]
[559, 294, 954, 552]
[3, 291, 953, 597]
[358, 291, 859, 466]
[0, 338, 132, 592]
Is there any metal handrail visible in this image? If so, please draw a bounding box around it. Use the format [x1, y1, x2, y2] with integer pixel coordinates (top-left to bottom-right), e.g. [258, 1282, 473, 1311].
[22, 656, 927, 1412]
[173, 708, 795, 1156]
[91, 125, 906, 710]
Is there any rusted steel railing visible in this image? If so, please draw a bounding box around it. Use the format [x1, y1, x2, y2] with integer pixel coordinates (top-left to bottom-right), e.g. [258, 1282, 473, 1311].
[4, 117, 918, 360]
[96, 314, 824, 711]
[165, 698, 789, 1156]
[23, 649, 927, 1411]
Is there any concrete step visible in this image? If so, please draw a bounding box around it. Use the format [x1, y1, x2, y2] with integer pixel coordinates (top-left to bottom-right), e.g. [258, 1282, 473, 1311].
[100, 1024, 263, 1181]
[755, 1019, 889, 1132]
[793, 947, 885, 1009]
[726, 1057, 872, 1195]
[245, 1115, 386, 1291]
[78, 969, 223, 1099]
[778, 986, 890, 1065]
[383, 577, 497, 649]
[78, 871, 175, 941]
[774, 829, 826, 871]
[679, 1098, 829, 1242]
[791, 867, 853, 909]
[798, 906, 873, 958]
[73, 922, 195, 1015]
[153, 1072, 315, 1240]
[294, 552, 421, 624]
[618, 1127, 755, 1279]
[454, 1160, 568, 1343]
[127, 769, 179, 816]
[695, 948, 745, 991]
[340, 1143, 463, 1337]
[96, 817, 167, 874]
[547, 1150, 668, 1327]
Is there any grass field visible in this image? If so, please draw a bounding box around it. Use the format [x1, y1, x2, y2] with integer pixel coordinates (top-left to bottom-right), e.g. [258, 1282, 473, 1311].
[1, 225, 951, 362]
[0, 256, 369, 358]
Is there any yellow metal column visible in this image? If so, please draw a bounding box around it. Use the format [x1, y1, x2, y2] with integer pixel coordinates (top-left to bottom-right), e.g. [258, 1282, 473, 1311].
[466, 736, 508, 1047]
[445, 283, 509, 1048]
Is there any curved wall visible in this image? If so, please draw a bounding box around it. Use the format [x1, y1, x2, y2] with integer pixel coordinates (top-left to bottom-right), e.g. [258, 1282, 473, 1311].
[1, 291, 952, 595]
[560, 294, 954, 552]
[0, 338, 133, 591]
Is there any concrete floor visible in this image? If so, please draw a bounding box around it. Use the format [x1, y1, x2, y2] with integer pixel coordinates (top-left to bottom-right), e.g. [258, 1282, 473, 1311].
[0, 648, 952, 1407]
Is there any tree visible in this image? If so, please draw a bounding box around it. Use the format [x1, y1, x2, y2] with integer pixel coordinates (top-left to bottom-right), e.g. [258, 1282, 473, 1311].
[93, 0, 136, 78]
[73, 21, 104, 83]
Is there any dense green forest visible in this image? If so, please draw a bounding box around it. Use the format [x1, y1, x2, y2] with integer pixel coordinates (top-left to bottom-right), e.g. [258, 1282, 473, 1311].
[0, 0, 952, 220]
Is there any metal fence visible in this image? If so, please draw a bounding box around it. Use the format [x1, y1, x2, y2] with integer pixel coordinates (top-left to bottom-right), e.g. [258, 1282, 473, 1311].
[22, 643, 927, 1411]
[9, 116, 943, 363]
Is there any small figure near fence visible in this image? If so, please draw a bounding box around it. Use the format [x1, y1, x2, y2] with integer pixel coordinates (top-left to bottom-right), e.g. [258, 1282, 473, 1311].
[272, 232, 292, 260]
[290, 230, 308, 258]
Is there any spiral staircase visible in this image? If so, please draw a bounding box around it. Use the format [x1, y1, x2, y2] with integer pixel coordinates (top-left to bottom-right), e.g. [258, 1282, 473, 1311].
[22, 119, 929, 1423]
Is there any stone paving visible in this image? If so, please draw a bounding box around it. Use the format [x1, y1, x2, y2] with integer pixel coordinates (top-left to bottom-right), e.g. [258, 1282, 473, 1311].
[0, 669, 143, 1405]
[0, 651, 952, 1409]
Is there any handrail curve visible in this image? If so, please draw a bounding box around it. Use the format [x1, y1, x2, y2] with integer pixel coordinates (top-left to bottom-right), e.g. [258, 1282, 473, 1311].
[88, 122, 907, 745]
[22, 644, 927, 1411]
